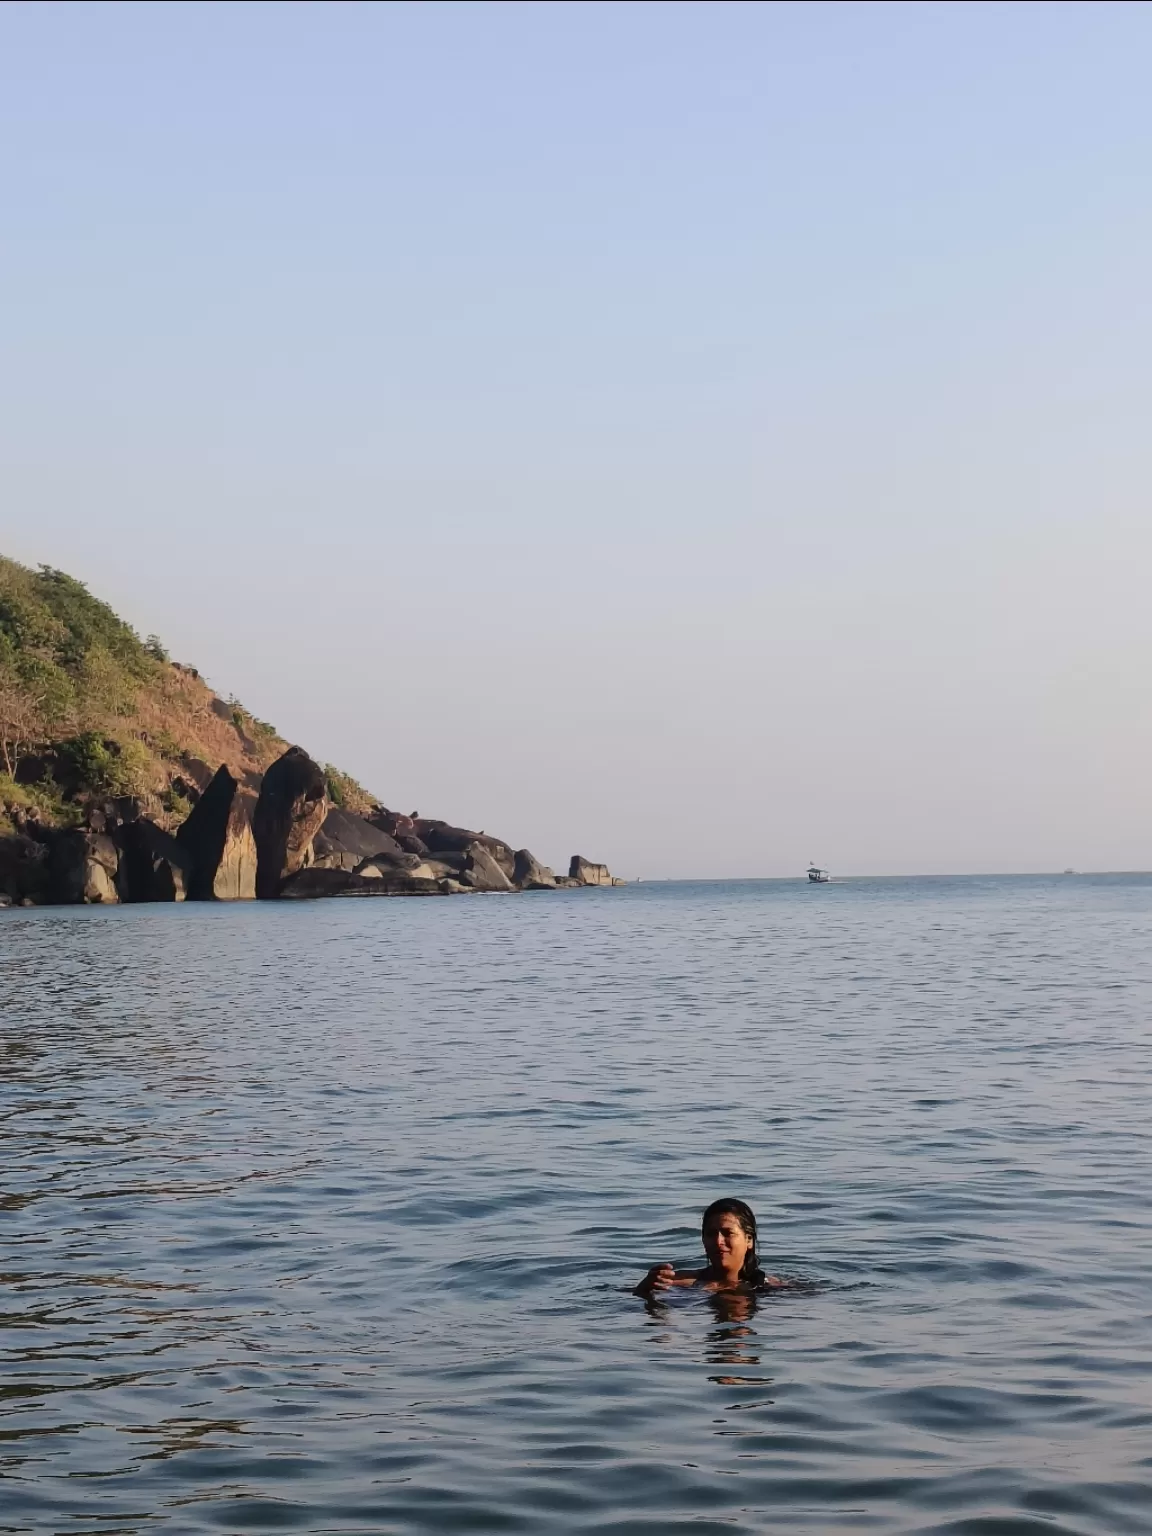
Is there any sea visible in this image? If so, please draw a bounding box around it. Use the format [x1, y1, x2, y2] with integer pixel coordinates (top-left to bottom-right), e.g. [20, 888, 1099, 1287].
[2, 875, 1151, 1535]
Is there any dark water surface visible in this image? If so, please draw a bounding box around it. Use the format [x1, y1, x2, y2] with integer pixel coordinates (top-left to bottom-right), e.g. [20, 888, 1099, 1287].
[3, 877, 1152, 1534]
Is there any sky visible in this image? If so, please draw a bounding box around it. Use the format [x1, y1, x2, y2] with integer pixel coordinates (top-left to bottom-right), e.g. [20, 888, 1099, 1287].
[1, 0, 1149, 878]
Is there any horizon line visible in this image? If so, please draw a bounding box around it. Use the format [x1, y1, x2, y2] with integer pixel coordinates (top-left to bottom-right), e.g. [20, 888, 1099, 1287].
[626, 870, 1152, 882]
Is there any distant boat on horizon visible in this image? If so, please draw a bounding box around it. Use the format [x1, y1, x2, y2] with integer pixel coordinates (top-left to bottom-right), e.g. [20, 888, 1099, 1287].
[807, 864, 830, 883]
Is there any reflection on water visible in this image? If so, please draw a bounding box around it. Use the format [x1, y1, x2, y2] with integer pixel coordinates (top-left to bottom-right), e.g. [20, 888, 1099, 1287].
[704, 1291, 771, 1386]
[644, 1287, 783, 1387]
[3, 877, 1152, 1533]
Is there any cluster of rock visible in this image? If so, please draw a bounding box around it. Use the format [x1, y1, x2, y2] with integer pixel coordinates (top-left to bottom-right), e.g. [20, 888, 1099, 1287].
[0, 746, 624, 907]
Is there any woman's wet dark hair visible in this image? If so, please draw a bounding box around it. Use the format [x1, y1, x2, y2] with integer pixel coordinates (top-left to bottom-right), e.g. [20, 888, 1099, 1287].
[701, 1197, 766, 1287]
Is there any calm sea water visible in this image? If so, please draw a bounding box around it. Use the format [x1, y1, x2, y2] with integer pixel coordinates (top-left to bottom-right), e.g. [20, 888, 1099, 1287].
[3, 877, 1152, 1535]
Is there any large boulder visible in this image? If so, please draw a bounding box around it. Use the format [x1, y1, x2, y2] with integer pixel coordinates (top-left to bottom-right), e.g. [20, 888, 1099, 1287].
[569, 855, 613, 887]
[0, 833, 51, 904]
[209, 789, 258, 900]
[486, 843, 517, 880]
[253, 747, 329, 899]
[369, 809, 433, 857]
[116, 818, 191, 902]
[370, 807, 417, 837]
[176, 766, 258, 900]
[356, 854, 434, 879]
[513, 849, 556, 890]
[414, 819, 481, 854]
[460, 841, 514, 892]
[396, 832, 430, 856]
[421, 854, 464, 881]
[47, 829, 121, 904]
[279, 867, 449, 899]
[414, 820, 515, 875]
[312, 809, 405, 869]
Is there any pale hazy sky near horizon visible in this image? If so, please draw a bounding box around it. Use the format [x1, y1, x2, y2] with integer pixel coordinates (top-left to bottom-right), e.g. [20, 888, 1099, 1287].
[2, 0, 1149, 878]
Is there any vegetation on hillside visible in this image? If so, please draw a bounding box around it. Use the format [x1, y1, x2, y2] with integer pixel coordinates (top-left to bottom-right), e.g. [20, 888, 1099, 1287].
[0, 556, 376, 834]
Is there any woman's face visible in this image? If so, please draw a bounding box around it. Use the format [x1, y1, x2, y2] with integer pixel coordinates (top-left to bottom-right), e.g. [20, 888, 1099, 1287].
[702, 1210, 752, 1276]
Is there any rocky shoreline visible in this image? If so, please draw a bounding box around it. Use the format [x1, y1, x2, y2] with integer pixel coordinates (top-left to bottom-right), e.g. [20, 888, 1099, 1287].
[0, 744, 624, 907]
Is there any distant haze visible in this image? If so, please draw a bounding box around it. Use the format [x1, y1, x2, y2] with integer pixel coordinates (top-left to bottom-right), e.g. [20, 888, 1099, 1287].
[2, 1, 1149, 878]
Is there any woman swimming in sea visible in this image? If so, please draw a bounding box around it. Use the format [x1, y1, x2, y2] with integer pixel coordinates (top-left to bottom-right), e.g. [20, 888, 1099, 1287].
[633, 1197, 789, 1298]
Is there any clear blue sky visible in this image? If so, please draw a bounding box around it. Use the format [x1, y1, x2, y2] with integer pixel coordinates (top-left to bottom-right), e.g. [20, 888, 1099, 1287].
[2, 1, 1149, 875]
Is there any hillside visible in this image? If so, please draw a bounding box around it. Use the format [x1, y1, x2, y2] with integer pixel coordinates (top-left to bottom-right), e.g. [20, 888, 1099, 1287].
[0, 555, 621, 907]
[0, 555, 372, 835]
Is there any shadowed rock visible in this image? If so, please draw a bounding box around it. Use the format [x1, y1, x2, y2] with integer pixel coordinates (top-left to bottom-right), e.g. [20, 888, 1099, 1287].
[313, 809, 405, 868]
[47, 829, 121, 904]
[355, 855, 434, 880]
[177, 766, 258, 900]
[279, 867, 448, 899]
[513, 849, 556, 889]
[422, 852, 466, 880]
[116, 818, 192, 902]
[366, 810, 432, 857]
[370, 807, 416, 837]
[0, 833, 51, 904]
[460, 841, 514, 892]
[414, 819, 481, 854]
[253, 747, 329, 899]
[174, 765, 232, 897]
[414, 820, 515, 874]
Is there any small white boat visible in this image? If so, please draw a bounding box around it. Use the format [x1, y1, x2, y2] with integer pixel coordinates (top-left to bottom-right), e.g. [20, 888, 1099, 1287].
[807, 865, 830, 883]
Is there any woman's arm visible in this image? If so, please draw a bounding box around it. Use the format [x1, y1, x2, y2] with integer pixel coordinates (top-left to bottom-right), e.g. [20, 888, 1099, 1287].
[634, 1264, 700, 1297]
[634, 1263, 675, 1298]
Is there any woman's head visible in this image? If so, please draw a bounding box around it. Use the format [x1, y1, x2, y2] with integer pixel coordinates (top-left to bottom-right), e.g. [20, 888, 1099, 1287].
[701, 1198, 764, 1286]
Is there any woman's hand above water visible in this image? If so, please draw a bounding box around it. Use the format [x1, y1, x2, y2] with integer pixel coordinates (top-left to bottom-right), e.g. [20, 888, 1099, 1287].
[634, 1263, 677, 1298]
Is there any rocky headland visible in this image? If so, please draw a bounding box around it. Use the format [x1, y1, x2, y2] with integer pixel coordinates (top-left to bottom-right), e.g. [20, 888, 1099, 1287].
[0, 557, 622, 906]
